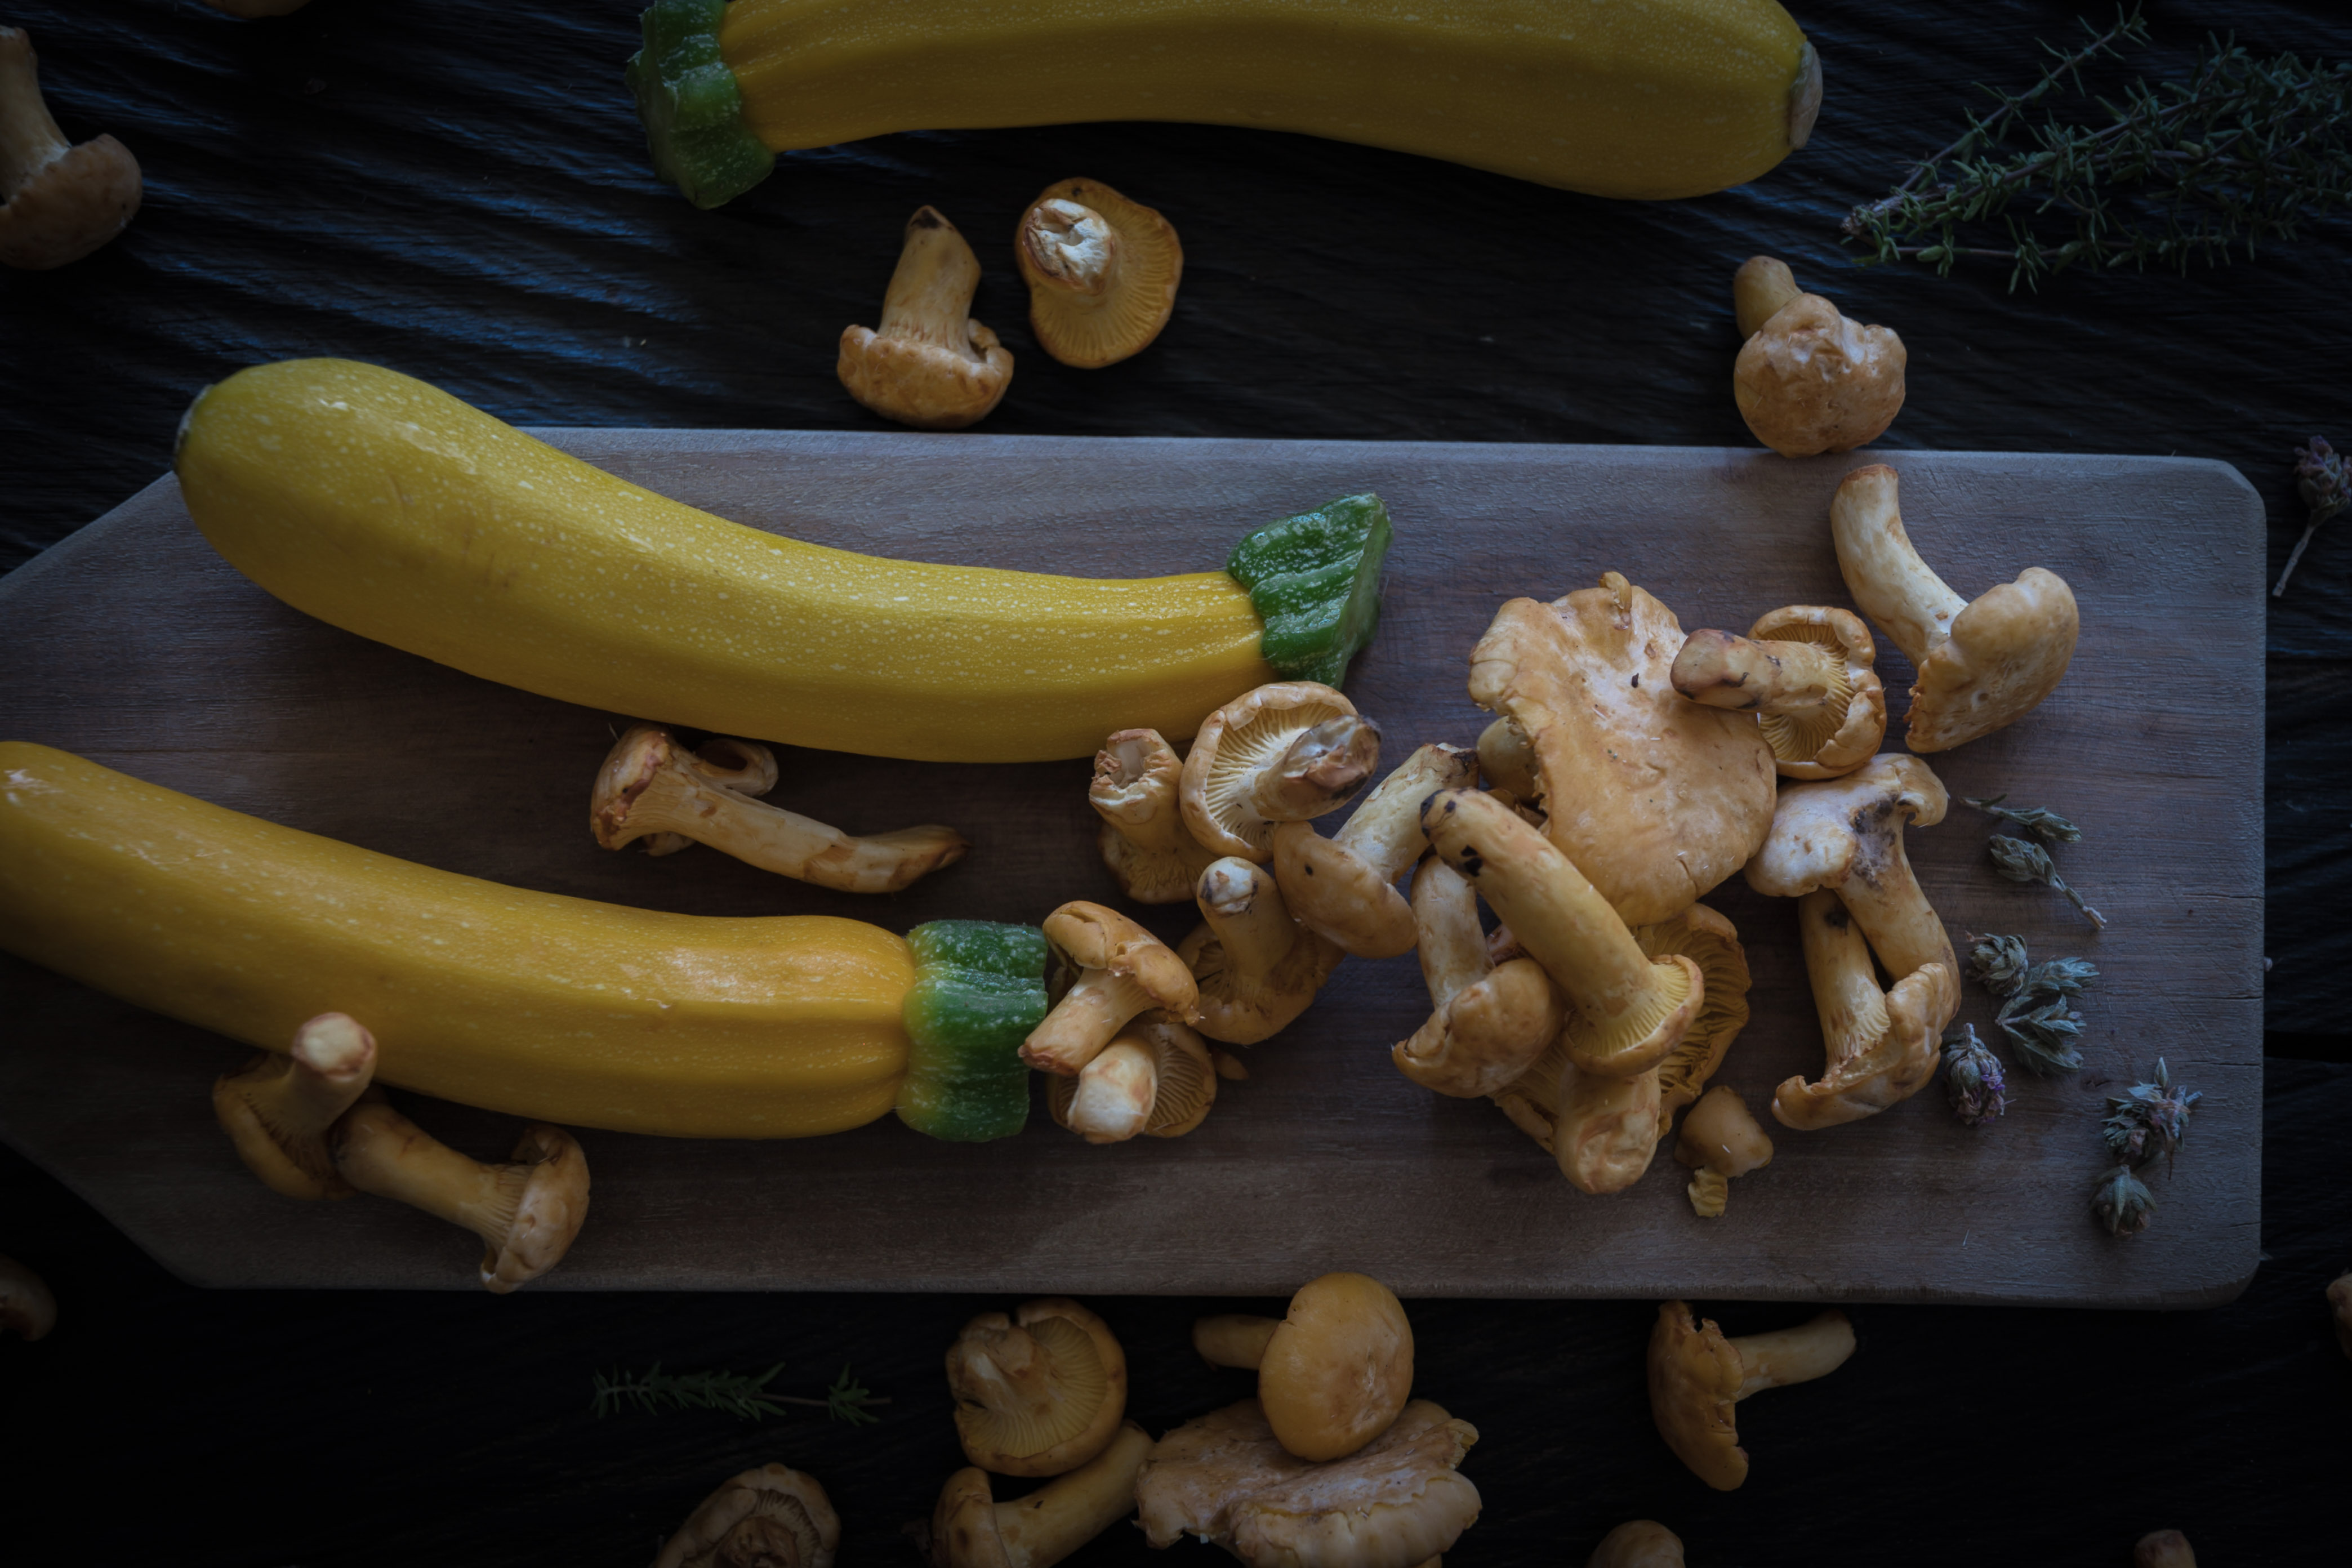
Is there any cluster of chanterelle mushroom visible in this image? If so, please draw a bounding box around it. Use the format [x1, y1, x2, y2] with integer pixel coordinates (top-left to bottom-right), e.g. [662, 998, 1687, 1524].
[211, 1012, 590, 1291]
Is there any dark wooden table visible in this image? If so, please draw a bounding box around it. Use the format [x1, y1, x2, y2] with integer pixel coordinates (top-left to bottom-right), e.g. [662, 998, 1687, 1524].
[2, 2, 2346, 1563]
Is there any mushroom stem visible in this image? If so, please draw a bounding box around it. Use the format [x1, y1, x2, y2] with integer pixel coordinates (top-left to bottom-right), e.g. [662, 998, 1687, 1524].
[1825, 844, 1950, 987]
[1019, 198, 1120, 299]
[0, 27, 142, 270]
[1250, 715, 1381, 822]
[0, 29, 68, 191]
[1335, 743, 1477, 881]
[1193, 1313, 1281, 1369]
[1421, 789, 1699, 1079]
[1412, 858, 1489, 1010]
[594, 724, 966, 894]
[1671, 629, 1849, 716]
[1199, 858, 1300, 986]
[0, 1251, 56, 1341]
[1066, 1037, 1157, 1142]
[881, 208, 988, 351]
[1475, 716, 1539, 803]
[1093, 730, 1199, 852]
[212, 1011, 378, 1200]
[1732, 255, 1801, 338]
[1394, 859, 1563, 1098]
[332, 1098, 589, 1293]
[1031, 969, 1162, 1070]
[934, 1423, 1155, 1568]
[839, 206, 1013, 430]
[1828, 466, 1967, 667]
[1725, 1310, 1856, 1397]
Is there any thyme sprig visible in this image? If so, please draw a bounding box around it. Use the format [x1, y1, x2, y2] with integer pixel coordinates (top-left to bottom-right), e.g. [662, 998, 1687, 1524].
[2275, 436, 2349, 596]
[591, 1362, 888, 1426]
[1989, 835, 2108, 929]
[1843, 6, 2352, 289]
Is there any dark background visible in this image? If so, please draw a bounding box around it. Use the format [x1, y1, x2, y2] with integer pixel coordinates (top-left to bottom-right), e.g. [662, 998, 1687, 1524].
[2, 1, 2346, 1562]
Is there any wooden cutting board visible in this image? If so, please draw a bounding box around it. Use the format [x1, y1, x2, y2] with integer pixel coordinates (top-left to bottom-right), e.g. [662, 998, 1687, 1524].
[0, 433, 2264, 1305]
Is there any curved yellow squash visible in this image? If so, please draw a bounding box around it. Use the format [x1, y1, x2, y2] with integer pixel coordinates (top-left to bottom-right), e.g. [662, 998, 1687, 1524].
[0, 742, 915, 1138]
[720, 0, 1816, 201]
[175, 359, 1272, 763]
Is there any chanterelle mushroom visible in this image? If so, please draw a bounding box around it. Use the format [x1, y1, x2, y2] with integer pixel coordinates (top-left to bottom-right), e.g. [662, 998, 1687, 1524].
[1587, 1520, 1686, 1568]
[1135, 1398, 1480, 1568]
[2135, 1531, 2197, 1568]
[0, 1251, 55, 1342]
[1022, 902, 1199, 1075]
[331, 1094, 590, 1293]
[1181, 682, 1380, 862]
[212, 1012, 378, 1200]
[948, 1298, 1128, 1477]
[1091, 729, 1218, 903]
[656, 1464, 839, 1568]
[1672, 605, 1886, 779]
[930, 1421, 1153, 1568]
[0, 27, 141, 270]
[1468, 574, 1775, 926]
[1674, 1086, 1773, 1217]
[1731, 256, 1906, 458]
[1648, 1300, 1855, 1491]
[1775, 890, 1953, 1129]
[1179, 857, 1342, 1046]
[1015, 179, 1182, 369]
[838, 206, 1013, 430]
[1047, 1014, 1217, 1144]
[1392, 857, 1562, 1099]
[1832, 464, 2081, 752]
[1273, 742, 1475, 960]
[1192, 1272, 1414, 1463]
[593, 723, 968, 894]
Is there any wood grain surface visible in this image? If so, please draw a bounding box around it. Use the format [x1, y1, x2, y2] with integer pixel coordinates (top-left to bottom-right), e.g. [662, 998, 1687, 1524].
[0, 432, 2264, 1304]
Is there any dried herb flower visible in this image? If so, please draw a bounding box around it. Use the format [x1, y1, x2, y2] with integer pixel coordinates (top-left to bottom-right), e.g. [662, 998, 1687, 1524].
[2093, 1162, 2156, 1236]
[1964, 794, 2083, 844]
[1989, 835, 2108, 929]
[2002, 993, 2087, 1076]
[2104, 1058, 2202, 1170]
[2275, 436, 2349, 596]
[1968, 933, 2030, 996]
[2023, 956, 2100, 997]
[1941, 1024, 2008, 1125]
[591, 1362, 888, 1426]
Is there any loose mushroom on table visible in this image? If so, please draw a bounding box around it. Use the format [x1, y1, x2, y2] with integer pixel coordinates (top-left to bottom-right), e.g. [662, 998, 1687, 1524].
[1014, 178, 1182, 369]
[838, 206, 1014, 430]
[0, 26, 142, 270]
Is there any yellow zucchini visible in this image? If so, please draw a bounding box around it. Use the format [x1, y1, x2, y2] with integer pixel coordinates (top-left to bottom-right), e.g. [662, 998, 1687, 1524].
[0, 742, 915, 1138]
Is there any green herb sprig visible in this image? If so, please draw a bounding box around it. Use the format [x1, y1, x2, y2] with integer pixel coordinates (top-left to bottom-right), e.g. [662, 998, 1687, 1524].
[1968, 933, 2100, 1075]
[591, 1362, 887, 1426]
[1843, 6, 2352, 290]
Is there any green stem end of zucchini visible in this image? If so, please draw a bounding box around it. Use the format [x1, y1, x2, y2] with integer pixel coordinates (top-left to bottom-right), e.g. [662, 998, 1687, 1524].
[1228, 493, 1394, 688]
[897, 920, 1050, 1142]
[627, 0, 775, 210]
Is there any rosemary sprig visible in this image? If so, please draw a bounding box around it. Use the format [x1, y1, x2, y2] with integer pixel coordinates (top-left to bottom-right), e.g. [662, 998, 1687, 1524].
[1989, 835, 2108, 929]
[2275, 436, 2349, 596]
[1963, 794, 2082, 844]
[1844, 6, 2352, 289]
[591, 1362, 888, 1426]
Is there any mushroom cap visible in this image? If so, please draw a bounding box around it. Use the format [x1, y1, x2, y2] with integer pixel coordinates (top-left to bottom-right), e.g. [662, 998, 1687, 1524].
[1091, 729, 1218, 903]
[1179, 913, 1342, 1046]
[2133, 1531, 2198, 1568]
[1637, 905, 1753, 1125]
[838, 317, 1012, 430]
[1646, 1300, 1749, 1491]
[1393, 956, 1562, 1100]
[590, 722, 683, 848]
[1259, 1272, 1415, 1462]
[929, 1468, 1010, 1568]
[1549, 1061, 1666, 1195]
[1587, 1520, 1688, 1568]
[1772, 952, 1953, 1131]
[1743, 753, 1948, 900]
[1047, 1015, 1218, 1142]
[1016, 178, 1182, 369]
[1042, 901, 1197, 1008]
[483, 1123, 591, 1294]
[0, 1251, 56, 1342]
[1468, 577, 1776, 926]
[1135, 1398, 1481, 1568]
[1271, 819, 1417, 959]
[1745, 605, 1887, 779]
[1181, 683, 1368, 861]
[656, 1464, 840, 1568]
[1905, 567, 2080, 752]
[0, 132, 142, 271]
[1732, 293, 1907, 458]
[948, 1297, 1128, 1477]
[1674, 1086, 1774, 1178]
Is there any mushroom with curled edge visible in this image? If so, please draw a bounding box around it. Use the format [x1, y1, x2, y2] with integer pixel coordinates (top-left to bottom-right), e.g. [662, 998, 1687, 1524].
[1832, 464, 2081, 752]
[1587, 1520, 1686, 1568]
[2135, 1531, 2197, 1568]
[1046, 1014, 1217, 1144]
[330, 1094, 590, 1294]
[1392, 857, 1562, 1098]
[1090, 729, 1217, 903]
[946, 1298, 1128, 1478]
[0, 1251, 55, 1341]
[1774, 891, 1953, 1129]
[1181, 682, 1381, 862]
[1730, 255, 1906, 458]
[1021, 903, 1200, 1076]
[0, 27, 141, 270]
[212, 1011, 378, 1200]
[1134, 1397, 1480, 1568]
[929, 1421, 1153, 1568]
[1674, 1086, 1774, 1218]
[1178, 857, 1342, 1046]
[1468, 574, 1775, 926]
[1015, 178, 1182, 369]
[1273, 742, 1476, 959]
[1671, 605, 1886, 779]
[1643, 905, 1755, 1130]
[594, 724, 968, 894]
[1648, 1300, 1856, 1491]
[1421, 789, 1701, 1082]
[656, 1464, 840, 1568]
[1192, 1272, 1414, 1463]
[839, 206, 1014, 430]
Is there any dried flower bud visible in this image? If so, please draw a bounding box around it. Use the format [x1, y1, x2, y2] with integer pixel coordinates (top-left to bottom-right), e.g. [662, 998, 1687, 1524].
[1987, 835, 2108, 929]
[2297, 436, 2349, 525]
[1941, 1024, 2008, 1125]
[2022, 956, 2100, 997]
[1998, 994, 2086, 1075]
[1965, 794, 2083, 844]
[2104, 1058, 2201, 1170]
[2093, 1162, 2155, 1236]
[1968, 933, 2030, 997]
